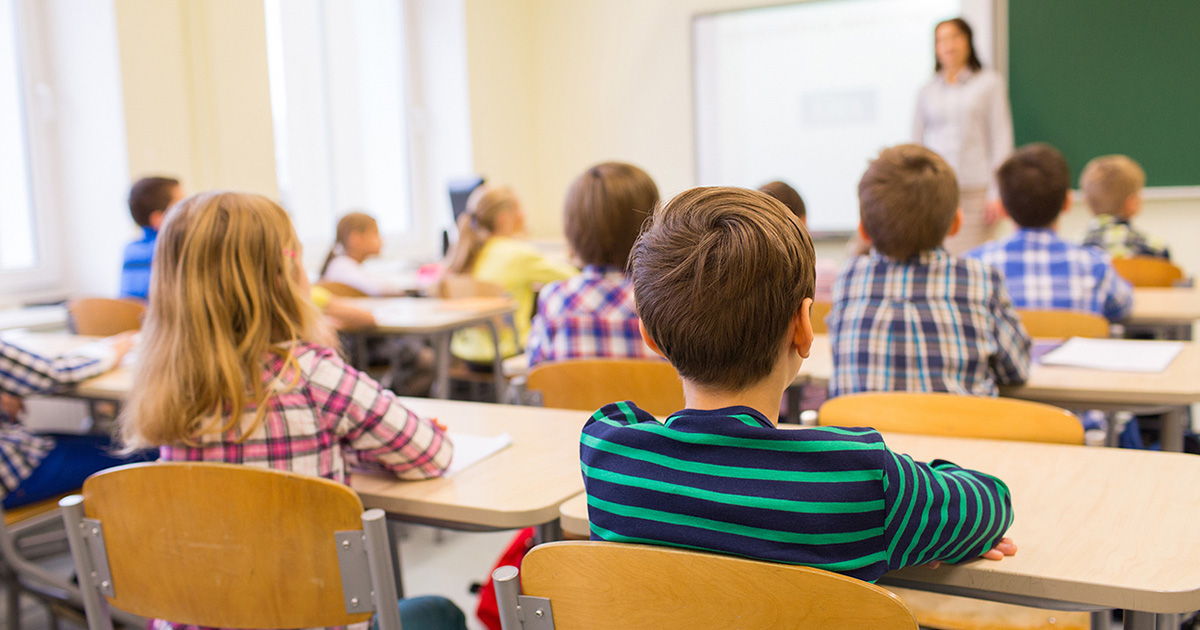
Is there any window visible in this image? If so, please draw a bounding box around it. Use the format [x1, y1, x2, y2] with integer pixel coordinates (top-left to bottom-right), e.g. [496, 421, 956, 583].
[0, 0, 60, 293]
[266, 0, 471, 267]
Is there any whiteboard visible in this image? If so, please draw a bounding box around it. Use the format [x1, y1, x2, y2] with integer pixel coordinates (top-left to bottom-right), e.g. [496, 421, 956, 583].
[694, 0, 994, 234]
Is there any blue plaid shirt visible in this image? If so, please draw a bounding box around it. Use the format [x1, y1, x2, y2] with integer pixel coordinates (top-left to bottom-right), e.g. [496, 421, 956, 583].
[829, 248, 1030, 398]
[527, 265, 658, 367]
[965, 228, 1134, 321]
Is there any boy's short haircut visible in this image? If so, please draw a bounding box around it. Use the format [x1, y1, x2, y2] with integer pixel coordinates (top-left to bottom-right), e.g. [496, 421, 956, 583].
[758, 181, 806, 222]
[1080, 154, 1145, 218]
[858, 144, 959, 260]
[631, 187, 815, 391]
[996, 143, 1071, 228]
[128, 176, 181, 227]
[564, 162, 659, 268]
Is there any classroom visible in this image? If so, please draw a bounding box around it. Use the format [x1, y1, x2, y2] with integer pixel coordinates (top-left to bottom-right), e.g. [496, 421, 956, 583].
[1, 1, 1198, 630]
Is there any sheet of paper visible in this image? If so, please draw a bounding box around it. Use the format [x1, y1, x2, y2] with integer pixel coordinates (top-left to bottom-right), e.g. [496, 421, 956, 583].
[444, 431, 513, 477]
[1039, 338, 1184, 373]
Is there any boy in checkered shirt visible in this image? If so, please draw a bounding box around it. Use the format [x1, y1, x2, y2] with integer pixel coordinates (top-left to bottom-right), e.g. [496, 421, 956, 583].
[829, 144, 1030, 398]
[1080, 154, 1170, 260]
[966, 144, 1133, 322]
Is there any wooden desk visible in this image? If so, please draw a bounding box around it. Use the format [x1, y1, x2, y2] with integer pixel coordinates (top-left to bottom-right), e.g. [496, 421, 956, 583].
[343, 297, 518, 399]
[1127, 287, 1200, 339]
[560, 433, 1200, 629]
[801, 334, 1200, 451]
[350, 397, 585, 536]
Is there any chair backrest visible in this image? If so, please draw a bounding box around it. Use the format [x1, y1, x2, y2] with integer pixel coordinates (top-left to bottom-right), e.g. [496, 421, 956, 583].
[1112, 256, 1185, 287]
[810, 300, 832, 334]
[314, 280, 369, 298]
[526, 359, 684, 417]
[60, 462, 400, 630]
[437, 274, 507, 298]
[818, 392, 1084, 445]
[493, 541, 917, 630]
[1016, 309, 1110, 338]
[67, 298, 145, 336]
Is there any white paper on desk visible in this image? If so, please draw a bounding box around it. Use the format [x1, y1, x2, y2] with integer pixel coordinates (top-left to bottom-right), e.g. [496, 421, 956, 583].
[444, 431, 513, 477]
[1039, 338, 1184, 373]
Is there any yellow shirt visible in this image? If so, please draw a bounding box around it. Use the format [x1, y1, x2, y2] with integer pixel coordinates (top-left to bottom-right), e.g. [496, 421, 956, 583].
[451, 237, 578, 363]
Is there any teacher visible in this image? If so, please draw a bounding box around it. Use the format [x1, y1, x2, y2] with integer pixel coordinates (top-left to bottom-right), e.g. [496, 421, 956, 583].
[913, 17, 1013, 255]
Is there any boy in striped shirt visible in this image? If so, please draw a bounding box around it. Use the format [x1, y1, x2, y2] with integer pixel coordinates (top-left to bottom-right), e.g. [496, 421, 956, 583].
[580, 186, 1016, 582]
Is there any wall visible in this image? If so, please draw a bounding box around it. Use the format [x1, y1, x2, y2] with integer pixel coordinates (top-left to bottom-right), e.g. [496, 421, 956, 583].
[114, 0, 278, 197]
[462, 0, 1200, 275]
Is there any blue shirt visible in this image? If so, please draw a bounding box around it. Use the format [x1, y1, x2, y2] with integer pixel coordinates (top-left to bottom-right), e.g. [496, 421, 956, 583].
[581, 402, 1014, 582]
[965, 228, 1133, 322]
[119, 227, 157, 300]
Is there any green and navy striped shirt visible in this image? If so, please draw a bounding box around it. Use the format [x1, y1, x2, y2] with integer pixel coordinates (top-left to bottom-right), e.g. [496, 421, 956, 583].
[580, 402, 1013, 582]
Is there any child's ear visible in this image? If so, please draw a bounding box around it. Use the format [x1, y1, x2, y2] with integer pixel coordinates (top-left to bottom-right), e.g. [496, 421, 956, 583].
[148, 210, 166, 230]
[1061, 190, 1074, 214]
[793, 298, 815, 359]
[1124, 192, 1142, 219]
[856, 222, 872, 245]
[946, 207, 964, 237]
[638, 319, 667, 359]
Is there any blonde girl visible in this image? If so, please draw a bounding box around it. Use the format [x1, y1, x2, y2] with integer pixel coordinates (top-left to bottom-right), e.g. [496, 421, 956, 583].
[444, 185, 577, 364]
[320, 211, 408, 296]
[122, 192, 465, 630]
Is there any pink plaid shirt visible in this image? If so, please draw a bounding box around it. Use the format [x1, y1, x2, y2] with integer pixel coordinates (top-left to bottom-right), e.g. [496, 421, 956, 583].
[155, 342, 451, 630]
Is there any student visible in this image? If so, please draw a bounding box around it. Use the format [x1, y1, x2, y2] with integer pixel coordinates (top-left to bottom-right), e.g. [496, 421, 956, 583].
[758, 180, 838, 303]
[829, 144, 1030, 398]
[966, 143, 1134, 321]
[120, 192, 466, 630]
[1080, 154, 1170, 260]
[320, 212, 410, 296]
[580, 186, 1016, 582]
[0, 334, 153, 509]
[444, 185, 577, 365]
[120, 176, 184, 300]
[526, 162, 659, 367]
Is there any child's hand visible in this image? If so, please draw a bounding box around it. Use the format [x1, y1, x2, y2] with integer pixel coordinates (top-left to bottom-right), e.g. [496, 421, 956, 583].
[0, 393, 23, 420]
[980, 537, 1017, 560]
[108, 331, 136, 363]
[923, 538, 1017, 569]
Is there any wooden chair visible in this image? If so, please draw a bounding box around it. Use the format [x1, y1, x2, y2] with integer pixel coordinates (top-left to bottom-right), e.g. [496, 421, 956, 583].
[810, 300, 832, 334]
[492, 540, 917, 630]
[438, 274, 516, 402]
[1111, 256, 1185, 287]
[818, 392, 1083, 445]
[60, 462, 403, 630]
[67, 298, 145, 336]
[526, 359, 684, 417]
[818, 393, 1087, 630]
[314, 280, 368, 298]
[1016, 309, 1110, 339]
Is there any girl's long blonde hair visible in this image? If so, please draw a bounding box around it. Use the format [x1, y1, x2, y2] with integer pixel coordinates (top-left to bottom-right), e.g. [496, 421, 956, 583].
[444, 185, 518, 274]
[320, 211, 378, 277]
[121, 192, 325, 449]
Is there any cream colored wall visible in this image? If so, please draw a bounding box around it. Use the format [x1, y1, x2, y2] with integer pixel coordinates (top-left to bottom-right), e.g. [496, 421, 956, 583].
[462, 0, 1200, 275]
[114, 0, 277, 198]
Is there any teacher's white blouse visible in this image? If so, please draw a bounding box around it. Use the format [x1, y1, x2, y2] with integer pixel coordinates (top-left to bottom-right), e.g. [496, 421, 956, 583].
[913, 68, 1013, 194]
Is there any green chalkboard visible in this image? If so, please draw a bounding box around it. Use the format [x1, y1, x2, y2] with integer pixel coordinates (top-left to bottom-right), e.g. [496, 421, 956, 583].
[1008, 1, 1200, 187]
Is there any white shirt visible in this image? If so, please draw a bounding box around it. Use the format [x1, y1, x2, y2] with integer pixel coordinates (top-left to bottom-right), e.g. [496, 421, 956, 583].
[320, 255, 407, 297]
[913, 68, 1013, 194]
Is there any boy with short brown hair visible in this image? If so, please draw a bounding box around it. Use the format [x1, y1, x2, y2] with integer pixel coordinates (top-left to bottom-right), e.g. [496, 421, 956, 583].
[1080, 154, 1169, 260]
[829, 144, 1030, 398]
[581, 186, 1016, 583]
[120, 176, 184, 300]
[966, 144, 1133, 321]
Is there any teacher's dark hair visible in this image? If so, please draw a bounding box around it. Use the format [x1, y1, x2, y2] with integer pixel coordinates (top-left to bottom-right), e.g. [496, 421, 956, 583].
[934, 18, 982, 73]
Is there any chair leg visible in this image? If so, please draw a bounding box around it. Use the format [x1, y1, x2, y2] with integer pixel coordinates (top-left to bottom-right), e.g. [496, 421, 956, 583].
[5, 576, 19, 630]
